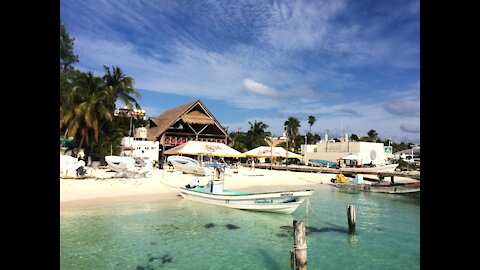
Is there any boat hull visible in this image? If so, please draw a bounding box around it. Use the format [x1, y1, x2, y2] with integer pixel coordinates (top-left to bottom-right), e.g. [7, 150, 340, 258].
[179, 188, 314, 214]
[340, 164, 399, 174]
[336, 182, 420, 194]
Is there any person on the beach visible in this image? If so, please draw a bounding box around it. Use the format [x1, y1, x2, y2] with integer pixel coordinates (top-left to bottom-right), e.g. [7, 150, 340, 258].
[250, 158, 255, 171]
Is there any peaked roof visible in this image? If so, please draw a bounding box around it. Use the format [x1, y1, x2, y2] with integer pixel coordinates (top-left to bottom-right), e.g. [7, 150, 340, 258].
[147, 100, 228, 141]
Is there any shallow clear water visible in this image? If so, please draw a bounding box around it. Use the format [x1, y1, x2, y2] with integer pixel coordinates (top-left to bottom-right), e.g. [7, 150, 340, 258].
[60, 188, 420, 270]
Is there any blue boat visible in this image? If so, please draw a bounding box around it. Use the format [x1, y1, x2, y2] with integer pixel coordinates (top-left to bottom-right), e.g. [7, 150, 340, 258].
[309, 159, 337, 167]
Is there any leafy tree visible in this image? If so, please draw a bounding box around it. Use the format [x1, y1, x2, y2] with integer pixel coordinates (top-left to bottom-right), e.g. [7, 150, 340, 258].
[349, 134, 359, 141]
[246, 120, 271, 149]
[311, 133, 321, 144]
[60, 21, 79, 73]
[60, 72, 114, 159]
[103, 65, 141, 111]
[367, 129, 379, 142]
[284, 116, 301, 151]
[229, 131, 248, 153]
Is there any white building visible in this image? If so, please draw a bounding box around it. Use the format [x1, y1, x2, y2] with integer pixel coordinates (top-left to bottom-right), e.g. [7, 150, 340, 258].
[301, 134, 390, 165]
[120, 127, 159, 164]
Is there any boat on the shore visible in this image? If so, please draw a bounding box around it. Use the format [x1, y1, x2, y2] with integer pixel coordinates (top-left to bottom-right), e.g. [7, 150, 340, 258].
[104, 155, 152, 176]
[167, 155, 218, 176]
[178, 168, 313, 214]
[60, 154, 93, 179]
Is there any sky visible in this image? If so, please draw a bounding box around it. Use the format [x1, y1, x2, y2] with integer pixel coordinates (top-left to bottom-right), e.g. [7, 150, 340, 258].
[60, 0, 420, 144]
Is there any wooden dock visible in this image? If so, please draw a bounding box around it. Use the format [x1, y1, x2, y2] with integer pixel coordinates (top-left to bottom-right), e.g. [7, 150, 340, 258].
[253, 163, 420, 178]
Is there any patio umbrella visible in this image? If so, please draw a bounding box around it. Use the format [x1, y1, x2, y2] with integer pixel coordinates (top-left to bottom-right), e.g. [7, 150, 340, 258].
[164, 141, 245, 157]
[243, 146, 302, 159]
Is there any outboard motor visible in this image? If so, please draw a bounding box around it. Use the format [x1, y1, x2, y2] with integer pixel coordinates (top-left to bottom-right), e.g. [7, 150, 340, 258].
[76, 166, 87, 177]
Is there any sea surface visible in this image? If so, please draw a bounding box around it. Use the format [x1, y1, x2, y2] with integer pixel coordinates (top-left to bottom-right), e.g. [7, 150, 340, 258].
[60, 187, 420, 270]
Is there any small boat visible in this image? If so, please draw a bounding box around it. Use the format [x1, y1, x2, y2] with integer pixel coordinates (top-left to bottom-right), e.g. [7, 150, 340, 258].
[167, 155, 215, 176]
[337, 154, 399, 174]
[339, 163, 399, 174]
[178, 168, 314, 214]
[60, 154, 92, 179]
[105, 155, 153, 176]
[331, 174, 420, 194]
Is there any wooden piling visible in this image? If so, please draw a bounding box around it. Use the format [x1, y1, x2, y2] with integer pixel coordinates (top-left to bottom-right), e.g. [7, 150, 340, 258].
[293, 219, 307, 270]
[347, 205, 356, 234]
[290, 248, 295, 270]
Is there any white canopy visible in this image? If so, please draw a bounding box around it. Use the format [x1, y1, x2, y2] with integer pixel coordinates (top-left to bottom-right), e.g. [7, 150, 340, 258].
[339, 154, 363, 161]
[164, 141, 245, 158]
[243, 146, 302, 159]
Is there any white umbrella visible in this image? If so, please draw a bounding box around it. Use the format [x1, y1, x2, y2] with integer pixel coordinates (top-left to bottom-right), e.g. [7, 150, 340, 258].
[164, 141, 245, 157]
[243, 146, 302, 159]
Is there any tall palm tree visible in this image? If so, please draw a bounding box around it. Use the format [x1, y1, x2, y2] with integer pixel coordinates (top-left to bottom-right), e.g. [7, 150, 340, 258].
[246, 120, 271, 149]
[308, 115, 316, 134]
[103, 65, 141, 110]
[284, 116, 301, 151]
[367, 129, 379, 142]
[61, 72, 114, 152]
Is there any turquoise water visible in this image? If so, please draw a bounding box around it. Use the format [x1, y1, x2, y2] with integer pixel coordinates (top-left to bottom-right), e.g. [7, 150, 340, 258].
[60, 188, 420, 270]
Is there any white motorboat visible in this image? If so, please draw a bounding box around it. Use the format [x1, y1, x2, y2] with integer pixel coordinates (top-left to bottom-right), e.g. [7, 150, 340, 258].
[104, 155, 152, 175]
[178, 168, 314, 214]
[167, 155, 215, 176]
[60, 154, 91, 178]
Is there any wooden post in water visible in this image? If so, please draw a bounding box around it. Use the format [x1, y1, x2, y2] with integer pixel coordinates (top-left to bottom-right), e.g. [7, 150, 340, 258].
[293, 219, 307, 270]
[347, 205, 356, 234]
[290, 248, 295, 270]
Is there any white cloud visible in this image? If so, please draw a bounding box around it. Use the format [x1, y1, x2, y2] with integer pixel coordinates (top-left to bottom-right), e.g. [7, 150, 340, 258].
[243, 79, 278, 96]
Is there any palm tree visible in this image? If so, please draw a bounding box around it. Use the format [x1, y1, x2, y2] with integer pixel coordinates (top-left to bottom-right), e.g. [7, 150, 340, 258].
[367, 129, 379, 142]
[61, 72, 114, 154]
[284, 116, 301, 151]
[308, 115, 316, 134]
[246, 120, 271, 149]
[103, 65, 141, 110]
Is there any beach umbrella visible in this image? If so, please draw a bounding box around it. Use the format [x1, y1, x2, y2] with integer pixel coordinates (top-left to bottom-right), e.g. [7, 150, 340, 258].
[243, 146, 302, 159]
[164, 141, 245, 157]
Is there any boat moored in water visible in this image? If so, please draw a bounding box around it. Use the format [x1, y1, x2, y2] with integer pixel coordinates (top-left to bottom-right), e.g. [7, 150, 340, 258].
[178, 168, 313, 214]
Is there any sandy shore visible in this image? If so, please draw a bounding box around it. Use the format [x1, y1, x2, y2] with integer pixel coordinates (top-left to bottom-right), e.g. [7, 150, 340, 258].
[61, 166, 333, 205]
[60, 165, 418, 208]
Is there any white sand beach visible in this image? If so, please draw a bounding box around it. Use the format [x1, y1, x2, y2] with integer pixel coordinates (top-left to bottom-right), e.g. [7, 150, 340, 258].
[60, 166, 418, 207]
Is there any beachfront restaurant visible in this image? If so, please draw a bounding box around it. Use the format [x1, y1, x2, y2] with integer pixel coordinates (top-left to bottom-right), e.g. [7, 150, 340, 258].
[146, 100, 231, 164]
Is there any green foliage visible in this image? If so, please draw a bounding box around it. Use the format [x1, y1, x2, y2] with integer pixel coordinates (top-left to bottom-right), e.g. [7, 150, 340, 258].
[284, 116, 301, 151]
[392, 142, 410, 152]
[367, 129, 379, 142]
[103, 65, 141, 110]
[396, 159, 418, 171]
[229, 131, 248, 152]
[308, 115, 316, 133]
[349, 134, 359, 141]
[246, 120, 271, 149]
[60, 21, 79, 73]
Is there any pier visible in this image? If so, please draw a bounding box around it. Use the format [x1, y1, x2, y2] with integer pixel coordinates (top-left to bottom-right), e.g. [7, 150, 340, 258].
[253, 163, 420, 178]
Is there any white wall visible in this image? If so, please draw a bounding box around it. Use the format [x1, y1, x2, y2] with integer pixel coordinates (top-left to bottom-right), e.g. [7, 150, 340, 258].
[301, 141, 387, 165]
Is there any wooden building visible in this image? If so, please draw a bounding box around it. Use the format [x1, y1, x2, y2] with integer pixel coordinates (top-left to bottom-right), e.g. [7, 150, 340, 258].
[147, 100, 231, 162]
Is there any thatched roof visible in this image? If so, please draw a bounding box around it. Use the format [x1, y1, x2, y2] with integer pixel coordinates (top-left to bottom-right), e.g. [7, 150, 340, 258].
[147, 100, 228, 141]
[181, 110, 215, 125]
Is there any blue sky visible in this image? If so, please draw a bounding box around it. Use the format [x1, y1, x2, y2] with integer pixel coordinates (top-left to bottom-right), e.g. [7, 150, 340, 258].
[60, 0, 420, 143]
